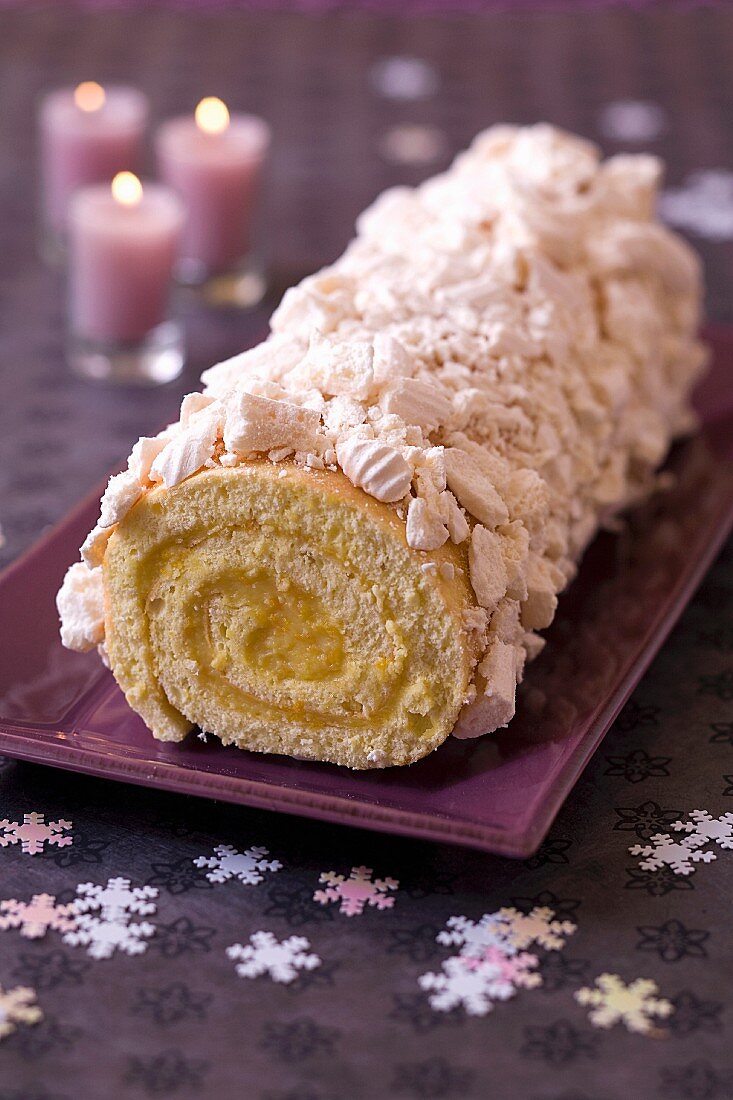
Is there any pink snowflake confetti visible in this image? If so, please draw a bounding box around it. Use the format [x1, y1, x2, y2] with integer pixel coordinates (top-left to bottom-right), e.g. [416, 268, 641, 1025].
[462, 946, 541, 990]
[0, 813, 73, 855]
[0, 893, 78, 939]
[0, 984, 42, 1040]
[313, 865, 399, 916]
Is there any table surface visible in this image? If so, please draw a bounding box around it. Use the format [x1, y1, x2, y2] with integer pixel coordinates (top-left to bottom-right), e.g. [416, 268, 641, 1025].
[1, 5, 733, 1099]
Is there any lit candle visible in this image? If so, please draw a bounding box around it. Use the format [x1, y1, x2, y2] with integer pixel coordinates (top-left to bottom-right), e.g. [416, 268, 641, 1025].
[155, 97, 270, 283]
[67, 173, 185, 383]
[39, 83, 149, 247]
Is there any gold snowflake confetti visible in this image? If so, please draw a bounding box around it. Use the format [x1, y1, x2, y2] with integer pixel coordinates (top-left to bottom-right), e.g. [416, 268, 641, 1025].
[575, 973, 673, 1035]
[0, 984, 43, 1040]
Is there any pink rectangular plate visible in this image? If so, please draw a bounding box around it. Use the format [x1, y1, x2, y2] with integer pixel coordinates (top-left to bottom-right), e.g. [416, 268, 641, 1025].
[2, 328, 733, 857]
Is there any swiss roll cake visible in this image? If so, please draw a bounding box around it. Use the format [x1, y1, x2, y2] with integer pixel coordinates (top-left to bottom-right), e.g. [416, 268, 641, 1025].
[57, 125, 706, 769]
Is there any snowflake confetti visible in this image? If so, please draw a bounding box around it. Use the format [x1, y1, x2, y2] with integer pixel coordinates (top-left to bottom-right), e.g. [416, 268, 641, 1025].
[226, 931, 321, 984]
[193, 845, 282, 886]
[62, 876, 159, 959]
[63, 913, 156, 960]
[575, 973, 673, 1035]
[419, 905, 576, 1018]
[672, 810, 733, 850]
[0, 813, 72, 855]
[418, 956, 517, 1017]
[462, 946, 541, 990]
[0, 893, 78, 939]
[313, 865, 399, 916]
[73, 877, 158, 921]
[496, 907, 576, 952]
[0, 984, 42, 1040]
[629, 832, 717, 876]
[437, 913, 516, 957]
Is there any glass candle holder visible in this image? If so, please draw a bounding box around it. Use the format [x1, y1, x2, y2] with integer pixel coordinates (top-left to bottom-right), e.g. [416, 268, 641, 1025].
[155, 99, 270, 308]
[38, 83, 148, 264]
[66, 173, 185, 385]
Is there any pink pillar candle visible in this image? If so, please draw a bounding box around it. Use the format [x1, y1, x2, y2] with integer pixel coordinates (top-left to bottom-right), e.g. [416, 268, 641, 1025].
[39, 83, 149, 237]
[155, 99, 270, 280]
[68, 174, 184, 344]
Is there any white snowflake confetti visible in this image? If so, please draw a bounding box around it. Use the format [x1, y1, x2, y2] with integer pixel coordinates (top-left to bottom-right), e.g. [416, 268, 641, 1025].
[73, 877, 158, 921]
[0, 984, 42, 1040]
[599, 100, 666, 142]
[575, 973, 673, 1035]
[496, 907, 576, 952]
[226, 931, 321, 984]
[0, 893, 78, 939]
[63, 913, 156, 960]
[418, 956, 515, 1017]
[436, 913, 517, 957]
[629, 831, 716, 875]
[671, 810, 733, 850]
[660, 170, 733, 240]
[313, 865, 399, 916]
[193, 844, 282, 886]
[62, 876, 159, 959]
[0, 813, 73, 855]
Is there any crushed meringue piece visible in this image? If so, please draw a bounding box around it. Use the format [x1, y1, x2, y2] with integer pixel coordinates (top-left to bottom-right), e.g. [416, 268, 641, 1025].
[444, 448, 508, 529]
[179, 392, 215, 425]
[56, 563, 105, 651]
[453, 638, 518, 738]
[439, 490, 470, 544]
[224, 392, 321, 456]
[268, 446, 294, 463]
[299, 332, 374, 400]
[81, 524, 113, 569]
[462, 607, 489, 636]
[406, 497, 449, 550]
[98, 471, 142, 528]
[335, 437, 412, 502]
[521, 554, 560, 630]
[128, 435, 169, 486]
[151, 405, 222, 489]
[200, 336, 304, 397]
[468, 524, 508, 610]
[381, 378, 452, 431]
[372, 333, 414, 386]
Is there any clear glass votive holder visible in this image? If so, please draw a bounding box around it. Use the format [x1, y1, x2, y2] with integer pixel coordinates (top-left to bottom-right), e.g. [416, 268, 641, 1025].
[155, 109, 271, 310]
[38, 84, 149, 265]
[66, 320, 185, 385]
[66, 178, 186, 386]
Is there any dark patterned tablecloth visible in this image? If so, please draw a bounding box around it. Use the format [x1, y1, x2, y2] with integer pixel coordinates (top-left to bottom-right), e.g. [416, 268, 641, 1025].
[1, 5, 733, 1099]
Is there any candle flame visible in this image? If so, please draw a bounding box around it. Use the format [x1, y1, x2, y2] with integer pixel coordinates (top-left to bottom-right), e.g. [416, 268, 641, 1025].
[74, 81, 106, 112]
[195, 97, 230, 136]
[111, 171, 143, 207]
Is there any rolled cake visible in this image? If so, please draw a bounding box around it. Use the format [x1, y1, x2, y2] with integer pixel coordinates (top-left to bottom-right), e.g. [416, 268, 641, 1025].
[57, 125, 706, 769]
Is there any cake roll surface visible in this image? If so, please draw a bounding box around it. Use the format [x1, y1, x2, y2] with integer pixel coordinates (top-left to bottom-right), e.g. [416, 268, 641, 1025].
[57, 124, 706, 768]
